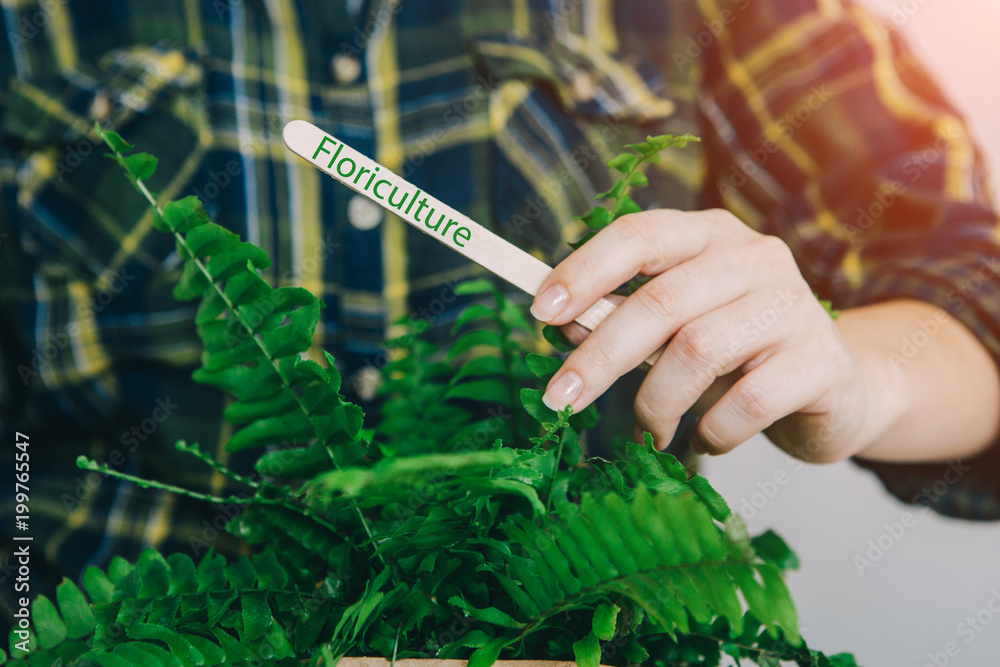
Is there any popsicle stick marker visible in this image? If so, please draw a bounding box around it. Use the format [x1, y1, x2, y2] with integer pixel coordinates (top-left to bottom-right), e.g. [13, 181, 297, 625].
[282, 120, 662, 365]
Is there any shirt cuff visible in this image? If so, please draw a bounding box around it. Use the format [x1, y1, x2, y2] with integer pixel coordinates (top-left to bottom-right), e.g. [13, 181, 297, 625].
[840, 253, 1000, 521]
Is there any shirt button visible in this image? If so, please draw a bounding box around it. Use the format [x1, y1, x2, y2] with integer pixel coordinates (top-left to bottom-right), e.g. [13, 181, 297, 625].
[330, 54, 362, 83]
[351, 365, 383, 402]
[89, 91, 111, 120]
[347, 194, 383, 230]
[569, 70, 596, 101]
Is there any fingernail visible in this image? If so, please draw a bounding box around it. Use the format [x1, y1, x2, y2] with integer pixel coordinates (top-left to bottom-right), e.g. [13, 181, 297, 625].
[543, 371, 583, 411]
[530, 284, 569, 322]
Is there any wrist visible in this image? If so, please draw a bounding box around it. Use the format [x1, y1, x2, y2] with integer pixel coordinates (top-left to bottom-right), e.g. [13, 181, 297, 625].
[835, 307, 912, 459]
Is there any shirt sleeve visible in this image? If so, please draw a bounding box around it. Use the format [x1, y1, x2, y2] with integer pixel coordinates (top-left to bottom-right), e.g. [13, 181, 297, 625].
[694, 0, 1000, 520]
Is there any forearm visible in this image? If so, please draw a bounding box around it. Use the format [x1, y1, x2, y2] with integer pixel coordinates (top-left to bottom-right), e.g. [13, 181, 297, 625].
[840, 299, 1000, 463]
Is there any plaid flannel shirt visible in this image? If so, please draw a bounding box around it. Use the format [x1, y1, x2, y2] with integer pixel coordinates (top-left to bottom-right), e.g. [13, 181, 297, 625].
[3, 0, 1000, 624]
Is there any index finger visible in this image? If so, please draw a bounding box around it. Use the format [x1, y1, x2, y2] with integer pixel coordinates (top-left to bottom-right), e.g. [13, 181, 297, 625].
[529, 209, 717, 326]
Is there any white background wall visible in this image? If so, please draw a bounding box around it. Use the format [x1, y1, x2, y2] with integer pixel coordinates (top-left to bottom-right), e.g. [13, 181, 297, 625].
[702, 2, 1000, 665]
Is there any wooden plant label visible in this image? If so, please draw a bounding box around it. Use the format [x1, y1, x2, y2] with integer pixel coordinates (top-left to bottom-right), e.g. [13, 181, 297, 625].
[282, 120, 618, 332]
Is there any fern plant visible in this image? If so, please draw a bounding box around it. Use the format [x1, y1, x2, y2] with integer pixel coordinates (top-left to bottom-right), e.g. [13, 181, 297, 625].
[2, 125, 858, 667]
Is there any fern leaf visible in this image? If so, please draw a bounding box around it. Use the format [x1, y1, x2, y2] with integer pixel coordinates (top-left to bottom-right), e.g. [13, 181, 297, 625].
[31, 596, 67, 648]
[571, 631, 601, 667]
[56, 579, 96, 639]
[125, 624, 204, 664]
[493, 486, 800, 645]
[447, 330, 505, 359]
[454, 278, 496, 295]
[450, 354, 509, 383]
[450, 303, 496, 333]
[240, 591, 272, 642]
[83, 567, 115, 605]
[592, 602, 619, 641]
[254, 443, 337, 479]
[467, 636, 514, 667]
[525, 353, 563, 380]
[306, 450, 517, 503]
[444, 378, 515, 406]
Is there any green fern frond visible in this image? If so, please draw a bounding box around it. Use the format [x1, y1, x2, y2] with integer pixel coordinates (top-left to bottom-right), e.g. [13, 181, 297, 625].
[445, 279, 537, 446]
[9, 548, 344, 666]
[375, 316, 475, 456]
[376, 278, 540, 455]
[571, 134, 699, 250]
[468, 485, 799, 665]
[593, 434, 733, 522]
[96, 124, 367, 470]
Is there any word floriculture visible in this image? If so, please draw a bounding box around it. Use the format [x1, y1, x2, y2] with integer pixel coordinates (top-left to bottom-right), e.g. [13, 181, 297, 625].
[311, 136, 472, 248]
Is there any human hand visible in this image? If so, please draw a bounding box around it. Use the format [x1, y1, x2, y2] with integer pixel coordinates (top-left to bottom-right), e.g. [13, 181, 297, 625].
[531, 208, 877, 462]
